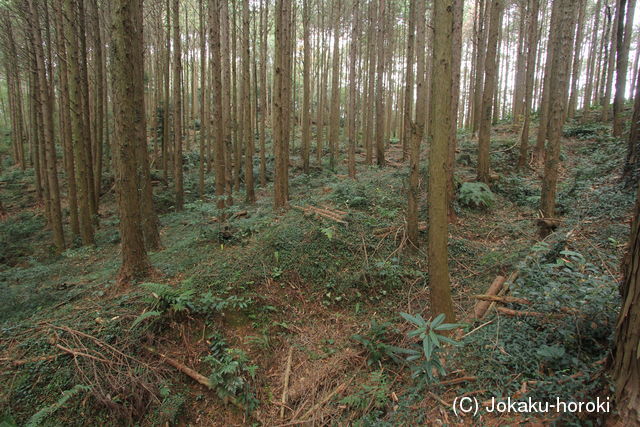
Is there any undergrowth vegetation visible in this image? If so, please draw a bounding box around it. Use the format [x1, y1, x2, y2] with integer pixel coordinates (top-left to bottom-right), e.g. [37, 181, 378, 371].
[0, 118, 634, 425]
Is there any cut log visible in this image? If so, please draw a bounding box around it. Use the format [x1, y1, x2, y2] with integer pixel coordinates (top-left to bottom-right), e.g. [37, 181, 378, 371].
[473, 276, 506, 319]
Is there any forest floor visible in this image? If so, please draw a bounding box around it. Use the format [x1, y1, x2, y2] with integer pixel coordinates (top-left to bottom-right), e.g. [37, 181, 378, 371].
[0, 110, 635, 426]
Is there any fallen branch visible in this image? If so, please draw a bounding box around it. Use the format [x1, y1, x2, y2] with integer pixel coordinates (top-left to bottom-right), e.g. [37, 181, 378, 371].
[280, 347, 294, 419]
[144, 346, 244, 410]
[427, 391, 451, 407]
[495, 307, 563, 318]
[558, 371, 584, 384]
[374, 222, 427, 237]
[438, 376, 477, 387]
[293, 205, 348, 224]
[473, 295, 531, 305]
[292, 374, 356, 424]
[55, 343, 112, 364]
[3, 353, 63, 367]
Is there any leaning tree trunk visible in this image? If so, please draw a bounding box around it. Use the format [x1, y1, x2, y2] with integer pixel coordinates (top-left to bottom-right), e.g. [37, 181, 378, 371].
[612, 183, 640, 423]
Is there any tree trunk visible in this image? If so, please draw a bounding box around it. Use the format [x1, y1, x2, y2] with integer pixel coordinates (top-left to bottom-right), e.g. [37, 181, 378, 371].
[198, 0, 207, 198]
[407, 0, 425, 247]
[567, 0, 586, 119]
[613, 0, 637, 136]
[623, 62, 640, 183]
[110, 0, 153, 283]
[90, 0, 104, 208]
[472, 0, 488, 136]
[76, 0, 96, 220]
[53, 0, 80, 239]
[583, 0, 603, 111]
[28, 0, 65, 252]
[429, 0, 455, 322]
[220, 0, 234, 206]
[374, 0, 386, 166]
[512, 1, 527, 122]
[612, 184, 640, 423]
[602, 0, 620, 121]
[241, 0, 255, 203]
[172, 0, 184, 211]
[328, 0, 341, 170]
[402, 0, 415, 163]
[540, 0, 577, 223]
[273, 0, 291, 208]
[363, 0, 377, 165]
[518, 0, 539, 169]
[163, 0, 170, 184]
[210, 0, 226, 213]
[259, 0, 268, 186]
[533, 0, 560, 163]
[302, 0, 312, 174]
[447, 0, 464, 222]
[347, 0, 359, 179]
[477, 0, 503, 183]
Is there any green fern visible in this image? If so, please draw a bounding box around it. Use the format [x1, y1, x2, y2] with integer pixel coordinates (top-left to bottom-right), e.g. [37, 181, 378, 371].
[458, 182, 496, 209]
[130, 310, 162, 329]
[25, 385, 90, 427]
[204, 343, 259, 411]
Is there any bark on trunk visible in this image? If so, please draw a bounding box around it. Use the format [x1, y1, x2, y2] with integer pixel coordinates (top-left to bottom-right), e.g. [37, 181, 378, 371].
[612, 184, 640, 423]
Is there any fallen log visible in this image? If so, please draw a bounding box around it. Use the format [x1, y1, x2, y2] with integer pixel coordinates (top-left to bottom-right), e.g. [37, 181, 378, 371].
[473, 276, 507, 319]
[486, 271, 519, 315]
[495, 306, 563, 318]
[473, 295, 531, 305]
